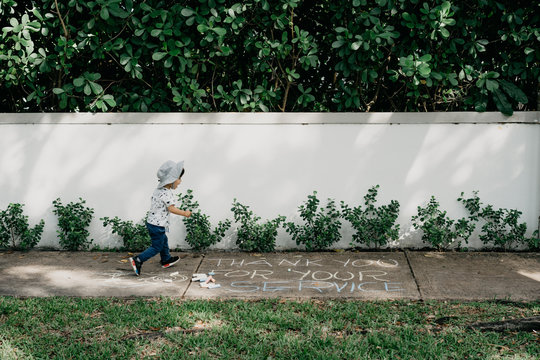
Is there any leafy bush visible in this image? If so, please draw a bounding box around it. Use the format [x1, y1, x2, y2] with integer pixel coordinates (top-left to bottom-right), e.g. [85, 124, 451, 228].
[52, 198, 94, 251]
[2, 0, 537, 114]
[458, 191, 529, 250]
[528, 230, 540, 251]
[231, 199, 286, 252]
[178, 190, 231, 251]
[341, 185, 400, 249]
[0, 203, 44, 250]
[101, 216, 150, 251]
[412, 196, 474, 251]
[285, 191, 342, 251]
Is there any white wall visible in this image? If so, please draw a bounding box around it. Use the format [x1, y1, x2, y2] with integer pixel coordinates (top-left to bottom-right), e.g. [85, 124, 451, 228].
[1, 112, 539, 250]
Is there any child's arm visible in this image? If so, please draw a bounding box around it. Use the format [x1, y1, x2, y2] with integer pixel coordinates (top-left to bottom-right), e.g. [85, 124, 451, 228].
[168, 205, 192, 217]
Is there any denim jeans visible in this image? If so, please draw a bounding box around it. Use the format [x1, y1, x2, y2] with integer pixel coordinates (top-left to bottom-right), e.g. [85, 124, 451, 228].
[137, 223, 171, 263]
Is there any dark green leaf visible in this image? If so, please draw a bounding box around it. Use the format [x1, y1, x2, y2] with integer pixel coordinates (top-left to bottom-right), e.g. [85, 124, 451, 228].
[440, 28, 449, 38]
[181, 8, 195, 17]
[73, 78, 85, 87]
[197, 24, 209, 33]
[213, 27, 226, 36]
[485, 79, 499, 92]
[89, 82, 103, 95]
[100, 7, 109, 20]
[152, 52, 167, 61]
[499, 80, 528, 104]
[332, 40, 345, 48]
[492, 89, 513, 116]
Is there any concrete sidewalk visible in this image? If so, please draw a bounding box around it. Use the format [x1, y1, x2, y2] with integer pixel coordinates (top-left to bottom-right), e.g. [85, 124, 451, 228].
[0, 250, 538, 301]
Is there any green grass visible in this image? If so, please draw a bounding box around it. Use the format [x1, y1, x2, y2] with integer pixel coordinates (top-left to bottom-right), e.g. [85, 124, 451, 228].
[0, 298, 538, 359]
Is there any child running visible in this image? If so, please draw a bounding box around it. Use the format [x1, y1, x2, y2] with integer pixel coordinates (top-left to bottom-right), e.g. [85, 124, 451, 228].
[129, 160, 191, 276]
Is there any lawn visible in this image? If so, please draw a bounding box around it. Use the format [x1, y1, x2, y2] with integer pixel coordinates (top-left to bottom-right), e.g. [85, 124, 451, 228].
[0, 298, 538, 359]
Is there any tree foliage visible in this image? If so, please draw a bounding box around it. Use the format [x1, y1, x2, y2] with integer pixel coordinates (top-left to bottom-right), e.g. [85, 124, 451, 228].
[1, 0, 538, 114]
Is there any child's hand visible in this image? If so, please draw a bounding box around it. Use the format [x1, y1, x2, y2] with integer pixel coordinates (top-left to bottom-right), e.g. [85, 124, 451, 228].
[168, 205, 192, 218]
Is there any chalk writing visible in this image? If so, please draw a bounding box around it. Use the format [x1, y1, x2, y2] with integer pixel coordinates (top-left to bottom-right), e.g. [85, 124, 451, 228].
[210, 259, 274, 267]
[207, 257, 399, 268]
[227, 281, 404, 293]
[202, 269, 391, 282]
[200, 256, 406, 295]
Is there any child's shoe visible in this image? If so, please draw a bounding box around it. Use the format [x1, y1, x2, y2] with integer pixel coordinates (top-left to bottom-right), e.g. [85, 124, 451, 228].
[129, 256, 142, 276]
[161, 256, 180, 268]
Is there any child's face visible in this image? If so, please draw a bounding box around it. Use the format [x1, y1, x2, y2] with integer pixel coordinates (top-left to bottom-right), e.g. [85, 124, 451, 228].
[171, 177, 182, 189]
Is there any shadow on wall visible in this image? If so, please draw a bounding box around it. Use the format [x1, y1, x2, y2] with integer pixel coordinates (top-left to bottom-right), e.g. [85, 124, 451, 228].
[0, 113, 538, 250]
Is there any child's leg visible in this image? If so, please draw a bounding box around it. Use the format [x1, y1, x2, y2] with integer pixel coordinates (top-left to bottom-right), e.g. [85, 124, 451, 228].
[137, 223, 166, 262]
[159, 234, 171, 262]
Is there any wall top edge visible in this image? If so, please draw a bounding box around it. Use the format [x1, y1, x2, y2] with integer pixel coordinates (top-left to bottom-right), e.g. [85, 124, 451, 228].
[0, 112, 538, 125]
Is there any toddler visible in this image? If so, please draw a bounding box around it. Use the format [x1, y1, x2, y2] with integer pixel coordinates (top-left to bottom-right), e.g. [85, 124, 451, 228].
[129, 160, 191, 276]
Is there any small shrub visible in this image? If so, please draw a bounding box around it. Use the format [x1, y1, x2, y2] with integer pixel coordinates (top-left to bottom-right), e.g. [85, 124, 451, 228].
[52, 198, 94, 251]
[341, 185, 400, 249]
[178, 190, 231, 251]
[528, 230, 539, 251]
[458, 191, 528, 250]
[0, 203, 44, 250]
[285, 191, 342, 251]
[101, 216, 150, 251]
[231, 199, 286, 252]
[412, 196, 474, 251]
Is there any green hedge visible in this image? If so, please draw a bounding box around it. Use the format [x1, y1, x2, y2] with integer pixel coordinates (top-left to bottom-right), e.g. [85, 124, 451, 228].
[1, 0, 538, 114]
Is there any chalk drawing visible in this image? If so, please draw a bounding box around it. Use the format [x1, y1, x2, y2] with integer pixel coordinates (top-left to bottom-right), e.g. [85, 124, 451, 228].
[98, 271, 188, 288]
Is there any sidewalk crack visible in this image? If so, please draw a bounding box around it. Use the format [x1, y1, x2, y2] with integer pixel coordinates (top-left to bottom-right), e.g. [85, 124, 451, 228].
[404, 250, 424, 300]
[181, 253, 205, 299]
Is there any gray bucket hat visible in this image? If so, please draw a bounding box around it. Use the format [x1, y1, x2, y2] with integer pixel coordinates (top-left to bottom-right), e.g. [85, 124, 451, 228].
[157, 160, 184, 188]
